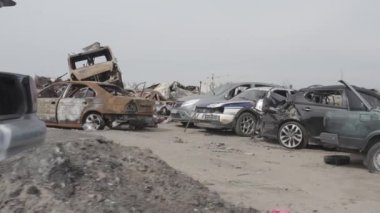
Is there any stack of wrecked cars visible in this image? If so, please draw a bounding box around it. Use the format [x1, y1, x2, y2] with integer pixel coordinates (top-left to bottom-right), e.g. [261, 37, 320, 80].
[36, 43, 156, 130]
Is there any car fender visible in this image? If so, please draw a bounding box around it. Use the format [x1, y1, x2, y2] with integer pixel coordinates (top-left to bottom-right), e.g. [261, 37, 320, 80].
[232, 108, 258, 127]
[362, 130, 380, 152]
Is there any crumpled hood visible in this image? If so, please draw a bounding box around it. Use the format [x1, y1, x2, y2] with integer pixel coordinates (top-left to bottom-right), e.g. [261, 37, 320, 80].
[177, 94, 224, 104]
[197, 100, 256, 109]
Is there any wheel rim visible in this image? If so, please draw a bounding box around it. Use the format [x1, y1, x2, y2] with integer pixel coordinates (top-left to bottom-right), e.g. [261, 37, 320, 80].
[279, 124, 303, 148]
[373, 151, 380, 171]
[85, 114, 102, 130]
[239, 114, 255, 135]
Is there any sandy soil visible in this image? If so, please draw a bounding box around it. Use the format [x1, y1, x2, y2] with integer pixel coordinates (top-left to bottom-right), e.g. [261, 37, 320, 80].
[0, 130, 257, 213]
[77, 123, 380, 213]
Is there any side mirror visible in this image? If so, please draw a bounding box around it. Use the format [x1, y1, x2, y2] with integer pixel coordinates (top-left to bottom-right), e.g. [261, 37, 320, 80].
[224, 94, 230, 100]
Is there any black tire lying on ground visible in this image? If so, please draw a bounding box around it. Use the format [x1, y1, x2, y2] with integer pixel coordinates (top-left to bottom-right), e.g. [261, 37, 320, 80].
[324, 155, 351, 166]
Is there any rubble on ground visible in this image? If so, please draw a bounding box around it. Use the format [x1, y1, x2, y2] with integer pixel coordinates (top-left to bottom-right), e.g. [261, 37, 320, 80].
[0, 137, 258, 213]
[146, 81, 200, 100]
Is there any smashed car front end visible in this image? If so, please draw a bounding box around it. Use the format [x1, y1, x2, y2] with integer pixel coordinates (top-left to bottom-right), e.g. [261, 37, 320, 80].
[194, 101, 255, 130]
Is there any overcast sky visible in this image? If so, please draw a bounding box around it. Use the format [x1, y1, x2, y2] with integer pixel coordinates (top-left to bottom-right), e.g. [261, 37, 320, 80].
[1, 0, 380, 89]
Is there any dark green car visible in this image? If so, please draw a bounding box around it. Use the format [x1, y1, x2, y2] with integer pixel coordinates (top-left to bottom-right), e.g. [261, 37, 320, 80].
[320, 81, 380, 173]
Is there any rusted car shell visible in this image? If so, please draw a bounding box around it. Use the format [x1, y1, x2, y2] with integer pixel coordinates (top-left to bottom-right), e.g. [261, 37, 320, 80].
[37, 81, 155, 129]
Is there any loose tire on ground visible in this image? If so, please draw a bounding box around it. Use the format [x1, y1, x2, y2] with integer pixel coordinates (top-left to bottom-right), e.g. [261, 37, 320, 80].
[324, 155, 350, 166]
[234, 112, 256, 137]
[366, 142, 380, 173]
[278, 121, 308, 149]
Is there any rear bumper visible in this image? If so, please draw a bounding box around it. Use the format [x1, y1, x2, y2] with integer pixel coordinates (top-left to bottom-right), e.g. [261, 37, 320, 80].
[0, 114, 46, 160]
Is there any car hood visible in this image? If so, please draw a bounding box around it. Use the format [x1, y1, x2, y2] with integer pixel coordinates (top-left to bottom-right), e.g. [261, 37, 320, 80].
[198, 100, 256, 109]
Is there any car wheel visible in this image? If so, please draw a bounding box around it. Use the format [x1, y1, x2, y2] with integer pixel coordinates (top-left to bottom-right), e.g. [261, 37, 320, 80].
[324, 155, 350, 166]
[366, 142, 380, 173]
[82, 113, 105, 130]
[234, 112, 256, 137]
[278, 121, 307, 149]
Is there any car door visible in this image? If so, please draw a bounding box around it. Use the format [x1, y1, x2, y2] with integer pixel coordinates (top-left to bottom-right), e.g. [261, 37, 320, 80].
[37, 83, 69, 124]
[295, 89, 348, 140]
[323, 87, 380, 149]
[56, 83, 96, 125]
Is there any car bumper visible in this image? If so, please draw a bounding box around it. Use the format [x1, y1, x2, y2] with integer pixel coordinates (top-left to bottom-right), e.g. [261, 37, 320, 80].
[108, 114, 156, 127]
[193, 113, 235, 129]
[170, 107, 193, 122]
[0, 114, 46, 160]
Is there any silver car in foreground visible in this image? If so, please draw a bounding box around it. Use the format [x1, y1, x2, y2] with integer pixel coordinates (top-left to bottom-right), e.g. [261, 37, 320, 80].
[170, 82, 278, 125]
[0, 72, 46, 160]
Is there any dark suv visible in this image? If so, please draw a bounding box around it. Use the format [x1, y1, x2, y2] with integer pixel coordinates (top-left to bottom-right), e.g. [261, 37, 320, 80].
[256, 81, 380, 152]
[0, 72, 46, 159]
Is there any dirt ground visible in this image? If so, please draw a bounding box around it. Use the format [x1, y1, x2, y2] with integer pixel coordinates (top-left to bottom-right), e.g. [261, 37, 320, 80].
[77, 123, 380, 213]
[0, 130, 257, 213]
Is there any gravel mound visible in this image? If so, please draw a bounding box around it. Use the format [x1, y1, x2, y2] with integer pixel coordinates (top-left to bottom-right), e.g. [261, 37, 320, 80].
[0, 137, 258, 213]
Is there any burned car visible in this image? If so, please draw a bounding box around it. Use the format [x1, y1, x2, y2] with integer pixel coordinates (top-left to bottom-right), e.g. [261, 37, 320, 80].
[194, 87, 293, 137]
[256, 81, 380, 151]
[68, 43, 124, 88]
[37, 81, 155, 130]
[171, 82, 278, 125]
[0, 72, 46, 159]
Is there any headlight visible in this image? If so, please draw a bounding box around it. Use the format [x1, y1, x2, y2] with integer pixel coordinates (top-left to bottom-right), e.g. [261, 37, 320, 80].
[255, 99, 264, 111]
[181, 99, 200, 107]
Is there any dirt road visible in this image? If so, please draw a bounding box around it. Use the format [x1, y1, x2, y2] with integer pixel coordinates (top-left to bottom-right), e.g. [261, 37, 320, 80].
[53, 123, 379, 213]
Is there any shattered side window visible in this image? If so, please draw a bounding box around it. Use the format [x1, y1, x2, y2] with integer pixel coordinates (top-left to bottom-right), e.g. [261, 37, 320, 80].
[66, 85, 96, 98]
[305, 90, 344, 107]
[100, 85, 126, 96]
[39, 84, 68, 98]
[360, 92, 380, 109]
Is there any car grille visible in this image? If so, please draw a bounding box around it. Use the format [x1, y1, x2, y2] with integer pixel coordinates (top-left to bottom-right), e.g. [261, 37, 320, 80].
[171, 113, 181, 118]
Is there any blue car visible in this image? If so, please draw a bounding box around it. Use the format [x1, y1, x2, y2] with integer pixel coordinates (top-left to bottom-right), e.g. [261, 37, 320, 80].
[0, 72, 46, 160]
[193, 87, 292, 137]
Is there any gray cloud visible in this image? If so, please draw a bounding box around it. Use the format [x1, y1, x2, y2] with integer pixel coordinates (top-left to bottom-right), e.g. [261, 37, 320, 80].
[1, 0, 379, 89]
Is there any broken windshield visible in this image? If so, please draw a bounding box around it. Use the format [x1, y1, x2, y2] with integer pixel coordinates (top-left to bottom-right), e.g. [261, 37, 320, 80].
[231, 90, 267, 101]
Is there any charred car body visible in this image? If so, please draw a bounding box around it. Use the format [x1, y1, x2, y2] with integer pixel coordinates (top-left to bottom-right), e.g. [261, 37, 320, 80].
[68, 43, 124, 88]
[255, 81, 380, 155]
[37, 81, 155, 130]
[0, 72, 46, 159]
[171, 82, 278, 125]
[194, 87, 293, 137]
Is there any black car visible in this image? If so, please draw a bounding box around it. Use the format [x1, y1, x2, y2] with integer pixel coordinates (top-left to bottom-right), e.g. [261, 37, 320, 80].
[0, 72, 46, 159]
[256, 81, 380, 150]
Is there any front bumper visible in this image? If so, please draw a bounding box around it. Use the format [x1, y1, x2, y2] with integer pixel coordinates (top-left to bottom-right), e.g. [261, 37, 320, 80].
[170, 107, 193, 122]
[193, 112, 235, 129]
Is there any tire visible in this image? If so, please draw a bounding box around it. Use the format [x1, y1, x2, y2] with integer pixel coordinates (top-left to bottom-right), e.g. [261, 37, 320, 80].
[82, 113, 105, 130]
[278, 121, 308, 149]
[234, 112, 256, 137]
[324, 155, 350, 166]
[366, 142, 380, 173]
